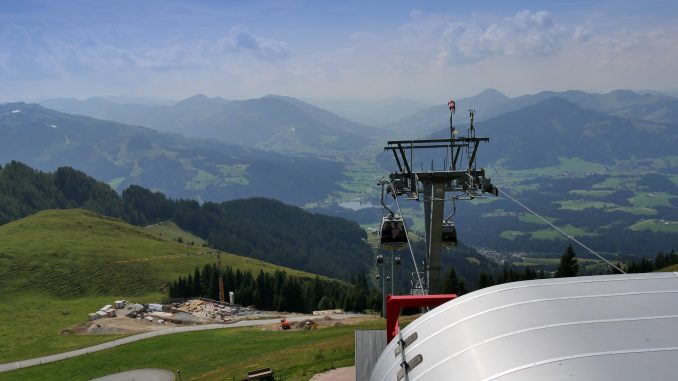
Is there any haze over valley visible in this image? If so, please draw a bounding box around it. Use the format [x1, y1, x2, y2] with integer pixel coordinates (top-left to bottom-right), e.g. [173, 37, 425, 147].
[1, 1, 677, 379]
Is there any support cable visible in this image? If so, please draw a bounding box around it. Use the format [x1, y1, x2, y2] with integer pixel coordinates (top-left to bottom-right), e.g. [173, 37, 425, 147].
[498, 188, 627, 274]
[380, 182, 395, 216]
[392, 185, 427, 295]
[445, 199, 457, 222]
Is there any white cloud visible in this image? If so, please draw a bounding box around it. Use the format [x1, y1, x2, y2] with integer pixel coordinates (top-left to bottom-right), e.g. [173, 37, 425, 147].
[573, 20, 593, 42]
[0, 23, 292, 86]
[2, 6, 677, 103]
[591, 28, 678, 75]
[0, 25, 64, 80]
[221, 26, 292, 61]
[434, 10, 564, 65]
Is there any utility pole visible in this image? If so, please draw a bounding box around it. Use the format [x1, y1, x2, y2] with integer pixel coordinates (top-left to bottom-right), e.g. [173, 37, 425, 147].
[376, 251, 400, 316]
[390, 250, 395, 295]
[217, 252, 225, 303]
[376, 254, 386, 317]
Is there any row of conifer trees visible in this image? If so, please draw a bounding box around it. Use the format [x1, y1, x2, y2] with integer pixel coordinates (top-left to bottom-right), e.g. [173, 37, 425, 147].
[168, 264, 381, 313]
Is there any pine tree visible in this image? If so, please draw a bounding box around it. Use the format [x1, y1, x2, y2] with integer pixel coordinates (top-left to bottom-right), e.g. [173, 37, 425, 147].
[192, 267, 202, 296]
[555, 244, 579, 278]
[478, 273, 494, 289]
[317, 296, 334, 310]
[655, 251, 667, 270]
[457, 279, 468, 295]
[443, 267, 460, 294]
[524, 266, 536, 280]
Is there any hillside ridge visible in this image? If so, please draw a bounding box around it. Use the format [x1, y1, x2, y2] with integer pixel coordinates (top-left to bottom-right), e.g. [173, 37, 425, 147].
[0, 208, 327, 298]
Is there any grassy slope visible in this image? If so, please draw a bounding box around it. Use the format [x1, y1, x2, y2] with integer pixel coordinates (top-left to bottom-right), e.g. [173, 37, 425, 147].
[0, 209, 320, 363]
[0, 209, 316, 297]
[0, 319, 385, 381]
[659, 264, 678, 272]
[144, 220, 207, 246]
[0, 294, 135, 363]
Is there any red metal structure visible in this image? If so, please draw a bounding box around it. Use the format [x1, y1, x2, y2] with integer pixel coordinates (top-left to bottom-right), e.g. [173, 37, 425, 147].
[385, 294, 457, 343]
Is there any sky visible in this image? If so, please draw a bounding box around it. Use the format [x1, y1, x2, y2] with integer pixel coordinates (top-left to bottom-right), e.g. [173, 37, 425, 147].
[1, 0, 677, 103]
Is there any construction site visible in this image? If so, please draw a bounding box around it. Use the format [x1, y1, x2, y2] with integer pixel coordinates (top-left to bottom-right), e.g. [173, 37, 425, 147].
[70, 298, 357, 336]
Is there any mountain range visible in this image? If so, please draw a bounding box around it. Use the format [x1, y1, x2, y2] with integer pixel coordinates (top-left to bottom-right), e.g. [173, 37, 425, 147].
[0, 103, 344, 204]
[384, 88, 678, 138]
[430, 96, 677, 169]
[0, 88, 676, 281]
[7, 88, 677, 211]
[385, 89, 511, 137]
[40, 94, 383, 154]
[39, 89, 678, 170]
[305, 97, 432, 126]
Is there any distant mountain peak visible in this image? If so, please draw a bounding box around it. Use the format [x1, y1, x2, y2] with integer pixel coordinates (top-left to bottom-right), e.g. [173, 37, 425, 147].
[175, 93, 210, 106]
[0, 102, 44, 114]
[87, 96, 110, 102]
[608, 89, 641, 99]
[455, 88, 511, 110]
[175, 94, 229, 108]
[186, 93, 209, 100]
[487, 96, 585, 123]
[262, 94, 286, 99]
[475, 88, 509, 99]
[0, 101, 27, 108]
[260, 94, 300, 103]
[523, 95, 581, 111]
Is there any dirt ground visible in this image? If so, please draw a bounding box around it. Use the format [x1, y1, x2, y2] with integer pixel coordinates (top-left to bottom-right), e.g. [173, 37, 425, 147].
[66, 313, 378, 335]
[310, 366, 355, 381]
[68, 316, 178, 335]
[260, 315, 378, 331]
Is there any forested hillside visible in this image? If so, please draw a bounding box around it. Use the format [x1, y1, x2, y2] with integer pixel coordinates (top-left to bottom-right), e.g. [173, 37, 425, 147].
[0, 161, 373, 281]
[169, 265, 379, 313]
[0, 209, 321, 297]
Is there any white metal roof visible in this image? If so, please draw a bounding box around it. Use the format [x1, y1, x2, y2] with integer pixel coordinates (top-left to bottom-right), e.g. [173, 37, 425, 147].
[370, 272, 678, 381]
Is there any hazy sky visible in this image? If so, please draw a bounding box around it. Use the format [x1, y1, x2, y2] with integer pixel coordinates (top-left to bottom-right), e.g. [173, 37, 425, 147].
[2, 0, 677, 103]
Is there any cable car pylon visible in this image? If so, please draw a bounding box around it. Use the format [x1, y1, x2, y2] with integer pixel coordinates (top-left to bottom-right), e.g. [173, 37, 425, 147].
[382, 100, 499, 294]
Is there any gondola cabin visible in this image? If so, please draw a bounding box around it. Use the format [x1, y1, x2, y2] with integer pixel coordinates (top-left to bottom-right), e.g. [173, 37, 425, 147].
[441, 221, 458, 247]
[380, 215, 408, 250]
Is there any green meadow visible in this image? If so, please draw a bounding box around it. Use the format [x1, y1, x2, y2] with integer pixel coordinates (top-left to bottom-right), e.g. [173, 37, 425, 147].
[0, 319, 385, 381]
[0, 209, 320, 363]
[629, 219, 678, 234]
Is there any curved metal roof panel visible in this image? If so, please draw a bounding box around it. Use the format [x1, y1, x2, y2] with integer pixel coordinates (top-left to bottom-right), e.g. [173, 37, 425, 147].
[370, 272, 678, 381]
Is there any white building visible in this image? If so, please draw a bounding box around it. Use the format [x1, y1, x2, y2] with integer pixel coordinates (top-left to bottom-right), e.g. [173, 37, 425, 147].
[370, 272, 678, 381]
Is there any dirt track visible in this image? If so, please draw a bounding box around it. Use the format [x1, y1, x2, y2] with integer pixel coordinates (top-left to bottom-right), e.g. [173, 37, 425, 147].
[71, 316, 178, 335]
[0, 313, 372, 374]
[91, 368, 175, 381]
[310, 366, 355, 381]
